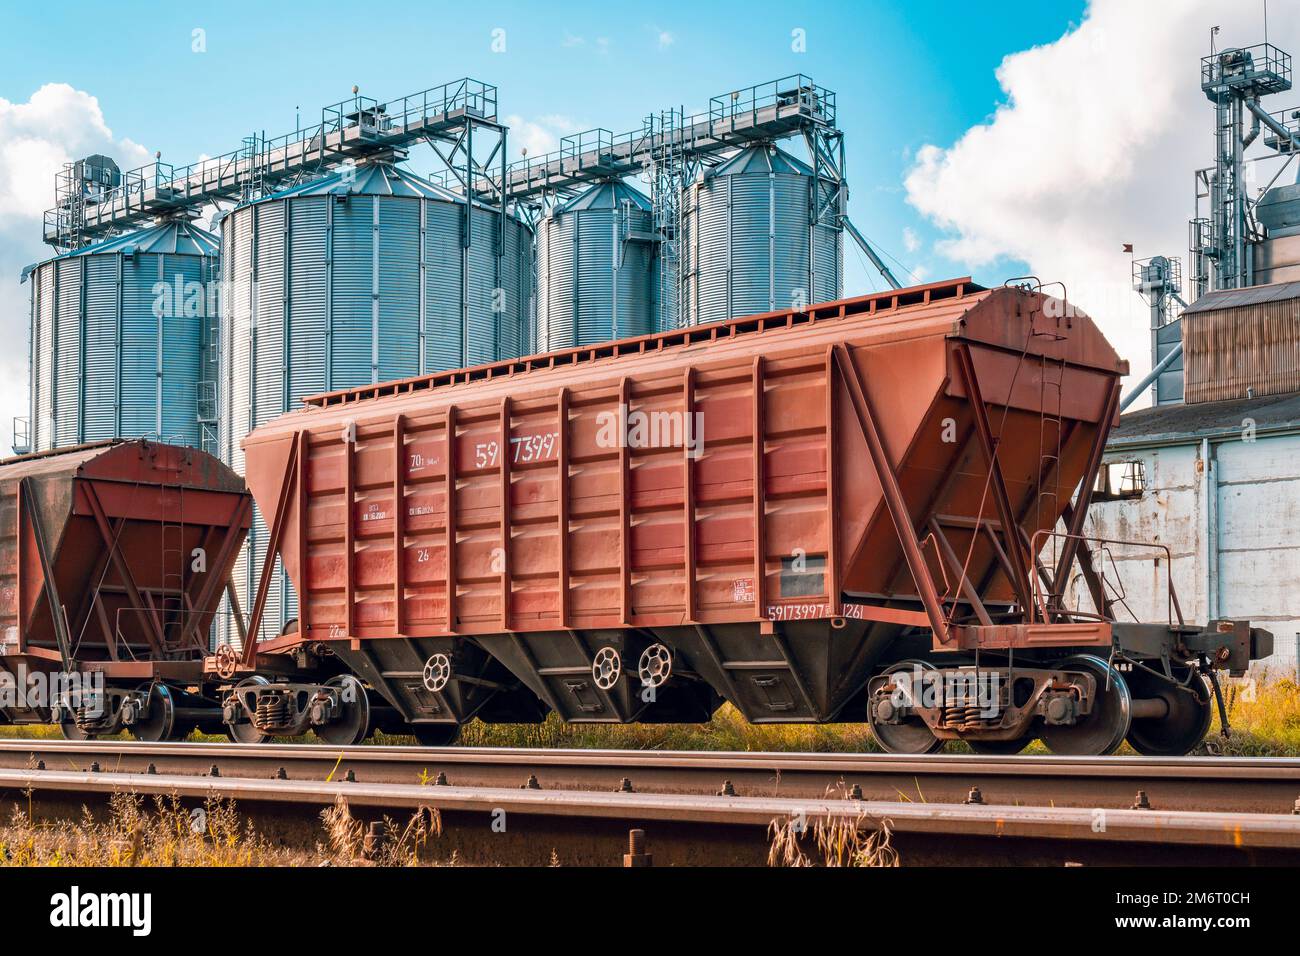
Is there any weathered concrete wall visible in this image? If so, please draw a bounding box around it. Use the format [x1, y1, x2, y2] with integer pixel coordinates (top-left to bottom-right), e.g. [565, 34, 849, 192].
[1077, 433, 1300, 673]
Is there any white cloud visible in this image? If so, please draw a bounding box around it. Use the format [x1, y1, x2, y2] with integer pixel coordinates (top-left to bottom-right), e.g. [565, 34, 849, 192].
[503, 113, 585, 160]
[0, 83, 150, 452]
[656, 29, 675, 49]
[903, 0, 1298, 403]
[902, 226, 921, 254]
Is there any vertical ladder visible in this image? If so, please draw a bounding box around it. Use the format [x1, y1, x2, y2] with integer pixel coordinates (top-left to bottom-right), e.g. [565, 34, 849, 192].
[240, 134, 266, 203]
[1034, 331, 1068, 607]
[159, 480, 186, 654]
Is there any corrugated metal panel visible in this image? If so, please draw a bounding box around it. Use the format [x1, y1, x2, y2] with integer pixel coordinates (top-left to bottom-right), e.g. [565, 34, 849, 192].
[288, 197, 328, 402]
[81, 255, 118, 439]
[33, 266, 54, 449]
[536, 181, 654, 350]
[377, 197, 421, 381]
[158, 253, 205, 445]
[425, 199, 463, 370]
[27, 221, 215, 453]
[1183, 279, 1300, 314]
[119, 254, 157, 438]
[53, 257, 81, 446]
[681, 145, 842, 327]
[1183, 299, 1300, 403]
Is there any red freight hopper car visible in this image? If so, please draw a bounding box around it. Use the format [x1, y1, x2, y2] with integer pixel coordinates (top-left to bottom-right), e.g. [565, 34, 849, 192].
[0, 440, 250, 740]
[226, 278, 1270, 754]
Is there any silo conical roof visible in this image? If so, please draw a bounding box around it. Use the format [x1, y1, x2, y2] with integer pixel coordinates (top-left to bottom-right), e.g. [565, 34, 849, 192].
[557, 180, 652, 214]
[25, 220, 218, 278]
[704, 143, 816, 180]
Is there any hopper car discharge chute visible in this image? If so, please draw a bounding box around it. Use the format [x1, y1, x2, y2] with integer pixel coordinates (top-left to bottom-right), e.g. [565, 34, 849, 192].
[217, 278, 1272, 754]
[0, 440, 251, 740]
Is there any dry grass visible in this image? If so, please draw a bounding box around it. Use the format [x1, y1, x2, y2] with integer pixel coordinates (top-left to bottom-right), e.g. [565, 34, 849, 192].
[453, 705, 883, 753]
[767, 812, 899, 867]
[0, 790, 450, 867]
[0, 792, 291, 866]
[1205, 671, 1300, 756]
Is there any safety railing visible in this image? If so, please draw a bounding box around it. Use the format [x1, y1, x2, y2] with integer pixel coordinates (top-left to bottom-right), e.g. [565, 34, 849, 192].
[1029, 529, 1185, 628]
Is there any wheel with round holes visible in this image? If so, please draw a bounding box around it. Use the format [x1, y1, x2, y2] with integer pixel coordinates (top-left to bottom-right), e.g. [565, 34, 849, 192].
[422, 654, 452, 694]
[637, 644, 673, 689]
[592, 646, 622, 691]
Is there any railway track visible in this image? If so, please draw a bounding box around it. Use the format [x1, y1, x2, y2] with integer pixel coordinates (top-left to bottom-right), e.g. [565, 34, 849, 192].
[1, 740, 1298, 813]
[3, 747, 1300, 865]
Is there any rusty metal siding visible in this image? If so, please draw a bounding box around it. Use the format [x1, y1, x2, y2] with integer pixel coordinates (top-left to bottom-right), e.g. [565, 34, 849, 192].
[1183, 302, 1300, 403]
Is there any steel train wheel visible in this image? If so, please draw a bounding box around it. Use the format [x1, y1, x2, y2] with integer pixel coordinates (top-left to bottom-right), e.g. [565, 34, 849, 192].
[967, 736, 1035, 755]
[314, 675, 370, 746]
[225, 676, 270, 744]
[1040, 656, 1132, 756]
[1124, 666, 1214, 756]
[411, 723, 461, 747]
[128, 683, 176, 743]
[868, 661, 945, 755]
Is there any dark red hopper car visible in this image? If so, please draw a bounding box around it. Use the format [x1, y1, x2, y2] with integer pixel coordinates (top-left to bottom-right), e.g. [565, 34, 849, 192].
[0, 439, 250, 739]
[212, 279, 1270, 754]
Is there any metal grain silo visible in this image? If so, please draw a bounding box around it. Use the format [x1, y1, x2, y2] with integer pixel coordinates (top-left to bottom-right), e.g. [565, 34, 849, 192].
[536, 180, 655, 350]
[219, 160, 533, 642]
[681, 143, 841, 326]
[22, 220, 218, 454]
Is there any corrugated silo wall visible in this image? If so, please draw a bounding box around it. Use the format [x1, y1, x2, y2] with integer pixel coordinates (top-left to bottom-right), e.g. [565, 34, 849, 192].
[219, 192, 532, 648]
[537, 204, 654, 351]
[29, 249, 212, 453]
[681, 172, 840, 327]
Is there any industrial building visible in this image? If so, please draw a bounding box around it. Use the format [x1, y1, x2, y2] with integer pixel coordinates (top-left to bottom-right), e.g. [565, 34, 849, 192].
[1079, 42, 1300, 672]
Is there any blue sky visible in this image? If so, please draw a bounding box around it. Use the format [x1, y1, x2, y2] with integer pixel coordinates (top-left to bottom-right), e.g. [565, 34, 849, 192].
[0, 0, 1087, 295]
[3, 0, 1279, 451]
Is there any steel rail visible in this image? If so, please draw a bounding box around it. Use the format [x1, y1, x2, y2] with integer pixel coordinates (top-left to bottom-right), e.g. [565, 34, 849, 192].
[2, 741, 1299, 815]
[3, 767, 1299, 866]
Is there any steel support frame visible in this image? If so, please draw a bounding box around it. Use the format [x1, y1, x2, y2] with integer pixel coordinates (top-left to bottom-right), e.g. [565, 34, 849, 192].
[242, 435, 302, 666]
[79, 480, 167, 659]
[831, 343, 950, 644]
[20, 479, 74, 666]
[1048, 378, 1121, 614]
[953, 343, 1035, 615]
[175, 496, 253, 652]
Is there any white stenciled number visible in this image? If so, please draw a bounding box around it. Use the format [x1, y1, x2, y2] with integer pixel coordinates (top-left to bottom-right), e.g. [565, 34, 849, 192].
[510, 431, 558, 463]
[475, 440, 499, 469]
[416, 548, 430, 563]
